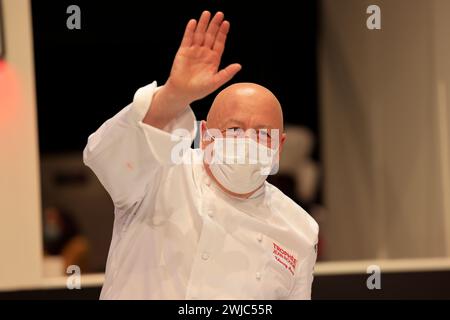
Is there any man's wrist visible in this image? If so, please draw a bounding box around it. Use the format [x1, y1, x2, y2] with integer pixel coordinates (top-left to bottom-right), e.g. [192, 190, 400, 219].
[142, 82, 191, 130]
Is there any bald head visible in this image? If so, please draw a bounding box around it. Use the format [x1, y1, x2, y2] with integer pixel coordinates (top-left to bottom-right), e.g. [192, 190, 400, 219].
[206, 83, 284, 132]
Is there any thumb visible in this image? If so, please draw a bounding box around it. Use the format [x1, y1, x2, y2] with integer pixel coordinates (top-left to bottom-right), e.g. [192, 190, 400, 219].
[212, 63, 242, 89]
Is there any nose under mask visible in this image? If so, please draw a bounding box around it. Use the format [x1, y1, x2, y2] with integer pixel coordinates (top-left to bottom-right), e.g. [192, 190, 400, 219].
[207, 137, 279, 194]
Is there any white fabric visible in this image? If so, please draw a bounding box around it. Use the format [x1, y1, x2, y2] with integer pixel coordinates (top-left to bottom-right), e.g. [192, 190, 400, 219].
[83, 81, 319, 300]
[208, 137, 276, 194]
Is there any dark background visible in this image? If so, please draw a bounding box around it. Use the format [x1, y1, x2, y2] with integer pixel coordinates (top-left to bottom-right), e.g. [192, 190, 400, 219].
[31, 0, 319, 157]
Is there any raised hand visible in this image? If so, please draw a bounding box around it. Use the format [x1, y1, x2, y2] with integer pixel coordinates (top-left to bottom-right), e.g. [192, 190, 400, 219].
[166, 11, 242, 104]
[144, 11, 241, 129]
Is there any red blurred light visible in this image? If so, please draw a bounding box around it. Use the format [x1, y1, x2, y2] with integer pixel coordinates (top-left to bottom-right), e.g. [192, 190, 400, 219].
[0, 60, 21, 127]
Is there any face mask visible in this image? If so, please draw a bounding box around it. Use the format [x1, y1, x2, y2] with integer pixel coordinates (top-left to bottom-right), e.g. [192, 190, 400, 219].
[207, 137, 279, 194]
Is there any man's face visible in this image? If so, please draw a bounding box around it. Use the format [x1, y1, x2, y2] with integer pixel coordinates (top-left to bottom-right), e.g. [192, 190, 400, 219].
[202, 83, 286, 157]
[200, 83, 286, 197]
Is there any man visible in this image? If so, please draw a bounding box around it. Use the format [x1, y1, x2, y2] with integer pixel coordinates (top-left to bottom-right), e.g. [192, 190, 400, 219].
[84, 11, 318, 300]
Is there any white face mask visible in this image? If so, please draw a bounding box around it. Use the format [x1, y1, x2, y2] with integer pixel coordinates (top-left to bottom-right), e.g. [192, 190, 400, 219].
[207, 137, 279, 194]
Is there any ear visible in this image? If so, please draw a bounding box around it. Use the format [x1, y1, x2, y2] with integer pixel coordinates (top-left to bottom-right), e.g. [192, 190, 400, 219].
[201, 120, 207, 134]
[277, 132, 287, 160]
[200, 120, 208, 149]
[280, 132, 287, 153]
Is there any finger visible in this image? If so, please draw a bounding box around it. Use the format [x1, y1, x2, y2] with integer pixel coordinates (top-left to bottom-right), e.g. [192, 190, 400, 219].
[213, 63, 242, 88]
[193, 11, 211, 46]
[204, 12, 224, 49]
[180, 19, 197, 48]
[213, 21, 230, 57]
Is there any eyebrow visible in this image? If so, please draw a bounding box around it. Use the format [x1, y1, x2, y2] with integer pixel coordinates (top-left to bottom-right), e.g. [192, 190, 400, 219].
[222, 118, 245, 129]
[222, 119, 274, 130]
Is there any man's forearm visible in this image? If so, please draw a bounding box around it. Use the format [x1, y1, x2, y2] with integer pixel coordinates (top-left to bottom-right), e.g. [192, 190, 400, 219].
[142, 82, 191, 130]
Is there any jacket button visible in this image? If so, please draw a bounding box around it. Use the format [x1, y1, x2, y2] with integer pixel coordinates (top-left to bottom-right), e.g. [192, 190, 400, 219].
[256, 272, 262, 280]
[257, 234, 263, 242]
[202, 252, 210, 260]
[207, 210, 214, 218]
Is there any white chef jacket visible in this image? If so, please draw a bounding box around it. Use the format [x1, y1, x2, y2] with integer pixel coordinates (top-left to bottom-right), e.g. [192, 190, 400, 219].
[83, 81, 319, 300]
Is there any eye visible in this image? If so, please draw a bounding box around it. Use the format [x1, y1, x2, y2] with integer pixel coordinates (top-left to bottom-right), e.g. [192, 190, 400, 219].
[225, 127, 244, 136]
[258, 129, 272, 138]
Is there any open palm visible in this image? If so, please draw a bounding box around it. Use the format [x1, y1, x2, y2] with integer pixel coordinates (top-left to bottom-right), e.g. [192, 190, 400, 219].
[167, 11, 242, 103]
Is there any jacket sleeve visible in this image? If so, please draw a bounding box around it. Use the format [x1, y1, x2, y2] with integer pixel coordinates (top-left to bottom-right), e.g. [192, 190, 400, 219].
[83, 81, 197, 211]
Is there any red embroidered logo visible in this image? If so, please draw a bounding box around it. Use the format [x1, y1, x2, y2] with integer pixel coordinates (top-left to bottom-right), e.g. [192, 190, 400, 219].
[272, 242, 297, 275]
